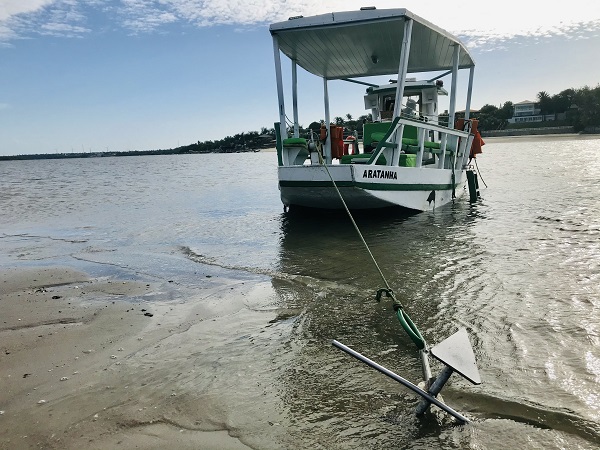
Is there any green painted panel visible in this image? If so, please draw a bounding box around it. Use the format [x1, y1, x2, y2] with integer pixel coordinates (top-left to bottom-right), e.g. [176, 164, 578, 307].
[279, 180, 355, 188]
[279, 180, 458, 191]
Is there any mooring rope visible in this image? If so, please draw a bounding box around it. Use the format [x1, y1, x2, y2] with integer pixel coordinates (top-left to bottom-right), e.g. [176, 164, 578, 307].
[314, 145, 426, 350]
[473, 157, 488, 188]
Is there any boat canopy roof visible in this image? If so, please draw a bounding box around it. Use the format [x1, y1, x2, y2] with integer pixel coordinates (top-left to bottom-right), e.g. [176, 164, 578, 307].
[270, 8, 474, 80]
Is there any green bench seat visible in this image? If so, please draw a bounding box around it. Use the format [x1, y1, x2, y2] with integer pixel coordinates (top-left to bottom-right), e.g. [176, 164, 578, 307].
[282, 137, 308, 148]
[340, 153, 387, 165]
[340, 153, 415, 167]
[370, 132, 441, 150]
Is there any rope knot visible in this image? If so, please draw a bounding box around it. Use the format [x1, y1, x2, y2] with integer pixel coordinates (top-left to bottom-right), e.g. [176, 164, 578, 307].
[376, 288, 404, 311]
[375, 288, 393, 302]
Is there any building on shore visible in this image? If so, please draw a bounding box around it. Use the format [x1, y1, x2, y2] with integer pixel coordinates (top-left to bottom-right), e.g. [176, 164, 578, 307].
[507, 100, 565, 124]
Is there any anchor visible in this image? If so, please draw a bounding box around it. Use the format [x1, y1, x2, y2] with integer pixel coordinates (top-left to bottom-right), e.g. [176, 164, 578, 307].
[332, 328, 481, 424]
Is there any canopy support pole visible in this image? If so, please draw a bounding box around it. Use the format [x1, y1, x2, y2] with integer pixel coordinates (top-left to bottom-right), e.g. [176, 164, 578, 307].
[447, 44, 460, 168]
[391, 18, 413, 157]
[464, 65, 474, 121]
[448, 43, 460, 129]
[292, 61, 300, 138]
[272, 36, 287, 141]
[392, 18, 413, 120]
[323, 77, 332, 164]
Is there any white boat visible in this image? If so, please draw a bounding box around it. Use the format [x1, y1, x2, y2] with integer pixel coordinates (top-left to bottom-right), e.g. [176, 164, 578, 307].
[270, 7, 483, 211]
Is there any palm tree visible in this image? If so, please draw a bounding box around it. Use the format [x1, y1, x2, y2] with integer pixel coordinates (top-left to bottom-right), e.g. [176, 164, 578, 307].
[537, 91, 552, 120]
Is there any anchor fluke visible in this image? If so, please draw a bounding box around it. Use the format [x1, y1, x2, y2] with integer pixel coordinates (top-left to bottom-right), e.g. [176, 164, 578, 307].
[415, 328, 480, 416]
[430, 328, 481, 385]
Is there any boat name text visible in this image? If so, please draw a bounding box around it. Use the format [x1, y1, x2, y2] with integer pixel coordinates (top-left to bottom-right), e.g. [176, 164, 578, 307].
[362, 169, 398, 180]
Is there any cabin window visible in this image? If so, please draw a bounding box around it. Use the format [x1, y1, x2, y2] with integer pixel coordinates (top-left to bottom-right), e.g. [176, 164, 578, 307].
[402, 95, 420, 118]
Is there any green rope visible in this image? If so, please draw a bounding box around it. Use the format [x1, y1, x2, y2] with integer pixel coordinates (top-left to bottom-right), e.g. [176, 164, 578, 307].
[376, 289, 426, 349]
[396, 309, 426, 349]
[315, 144, 426, 350]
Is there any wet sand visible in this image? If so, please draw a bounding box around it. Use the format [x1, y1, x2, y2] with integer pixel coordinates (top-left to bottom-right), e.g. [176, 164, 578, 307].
[0, 267, 253, 449]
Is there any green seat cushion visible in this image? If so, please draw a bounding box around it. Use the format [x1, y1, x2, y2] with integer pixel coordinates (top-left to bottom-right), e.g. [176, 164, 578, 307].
[371, 132, 387, 142]
[372, 135, 441, 150]
[340, 153, 386, 165]
[283, 137, 308, 148]
[424, 141, 441, 149]
[401, 138, 441, 149]
[363, 122, 394, 149]
[399, 154, 416, 167]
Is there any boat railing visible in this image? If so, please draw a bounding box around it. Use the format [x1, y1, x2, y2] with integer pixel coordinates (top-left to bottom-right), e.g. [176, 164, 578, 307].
[366, 117, 473, 170]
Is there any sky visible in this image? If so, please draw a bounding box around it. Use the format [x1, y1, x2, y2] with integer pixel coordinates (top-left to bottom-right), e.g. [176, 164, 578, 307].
[1, 0, 599, 156]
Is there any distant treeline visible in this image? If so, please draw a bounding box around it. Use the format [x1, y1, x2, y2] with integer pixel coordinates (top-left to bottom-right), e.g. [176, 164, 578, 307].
[0, 130, 275, 161]
[2, 84, 599, 161]
[0, 148, 187, 161]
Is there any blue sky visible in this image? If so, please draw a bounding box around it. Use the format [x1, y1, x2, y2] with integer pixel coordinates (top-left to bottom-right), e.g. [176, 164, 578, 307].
[1, 1, 599, 156]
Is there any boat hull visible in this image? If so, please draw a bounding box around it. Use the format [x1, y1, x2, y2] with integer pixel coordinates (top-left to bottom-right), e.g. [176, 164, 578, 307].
[278, 165, 466, 211]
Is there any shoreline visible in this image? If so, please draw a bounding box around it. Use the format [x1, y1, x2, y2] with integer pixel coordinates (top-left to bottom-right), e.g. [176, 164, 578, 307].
[482, 133, 600, 143]
[3, 131, 599, 161]
[0, 266, 254, 449]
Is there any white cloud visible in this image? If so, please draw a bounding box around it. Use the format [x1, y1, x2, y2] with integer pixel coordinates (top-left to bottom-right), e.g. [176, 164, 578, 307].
[40, 22, 90, 37]
[113, 0, 303, 30]
[459, 18, 600, 52]
[119, 1, 178, 32]
[0, 0, 57, 22]
[1, 0, 93, 40]
[1, 0, 599, 49]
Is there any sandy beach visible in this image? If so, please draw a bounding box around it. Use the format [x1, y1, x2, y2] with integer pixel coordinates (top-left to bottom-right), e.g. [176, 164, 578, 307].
[0, 266, 254, 449]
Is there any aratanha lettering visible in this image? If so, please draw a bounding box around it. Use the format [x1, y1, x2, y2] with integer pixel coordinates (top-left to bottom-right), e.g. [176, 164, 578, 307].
[362, 169, 398, 180]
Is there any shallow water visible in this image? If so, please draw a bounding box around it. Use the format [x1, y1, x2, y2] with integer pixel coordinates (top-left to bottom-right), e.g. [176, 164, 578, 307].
[1, 137, 599, 449]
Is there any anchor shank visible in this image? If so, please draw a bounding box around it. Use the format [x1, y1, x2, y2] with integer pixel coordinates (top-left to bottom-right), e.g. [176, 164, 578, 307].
[415, 365, 454, 415]
[428, 366, 454, 396]
[332, 340, 469, 423]
[420, 348, 433, 383]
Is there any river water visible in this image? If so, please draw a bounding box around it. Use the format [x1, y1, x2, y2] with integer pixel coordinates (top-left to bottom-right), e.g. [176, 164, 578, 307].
[1, 136, 599, 449]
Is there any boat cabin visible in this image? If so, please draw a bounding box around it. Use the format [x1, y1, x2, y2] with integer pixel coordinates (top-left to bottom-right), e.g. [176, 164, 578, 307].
[365, 79, 447, 124]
